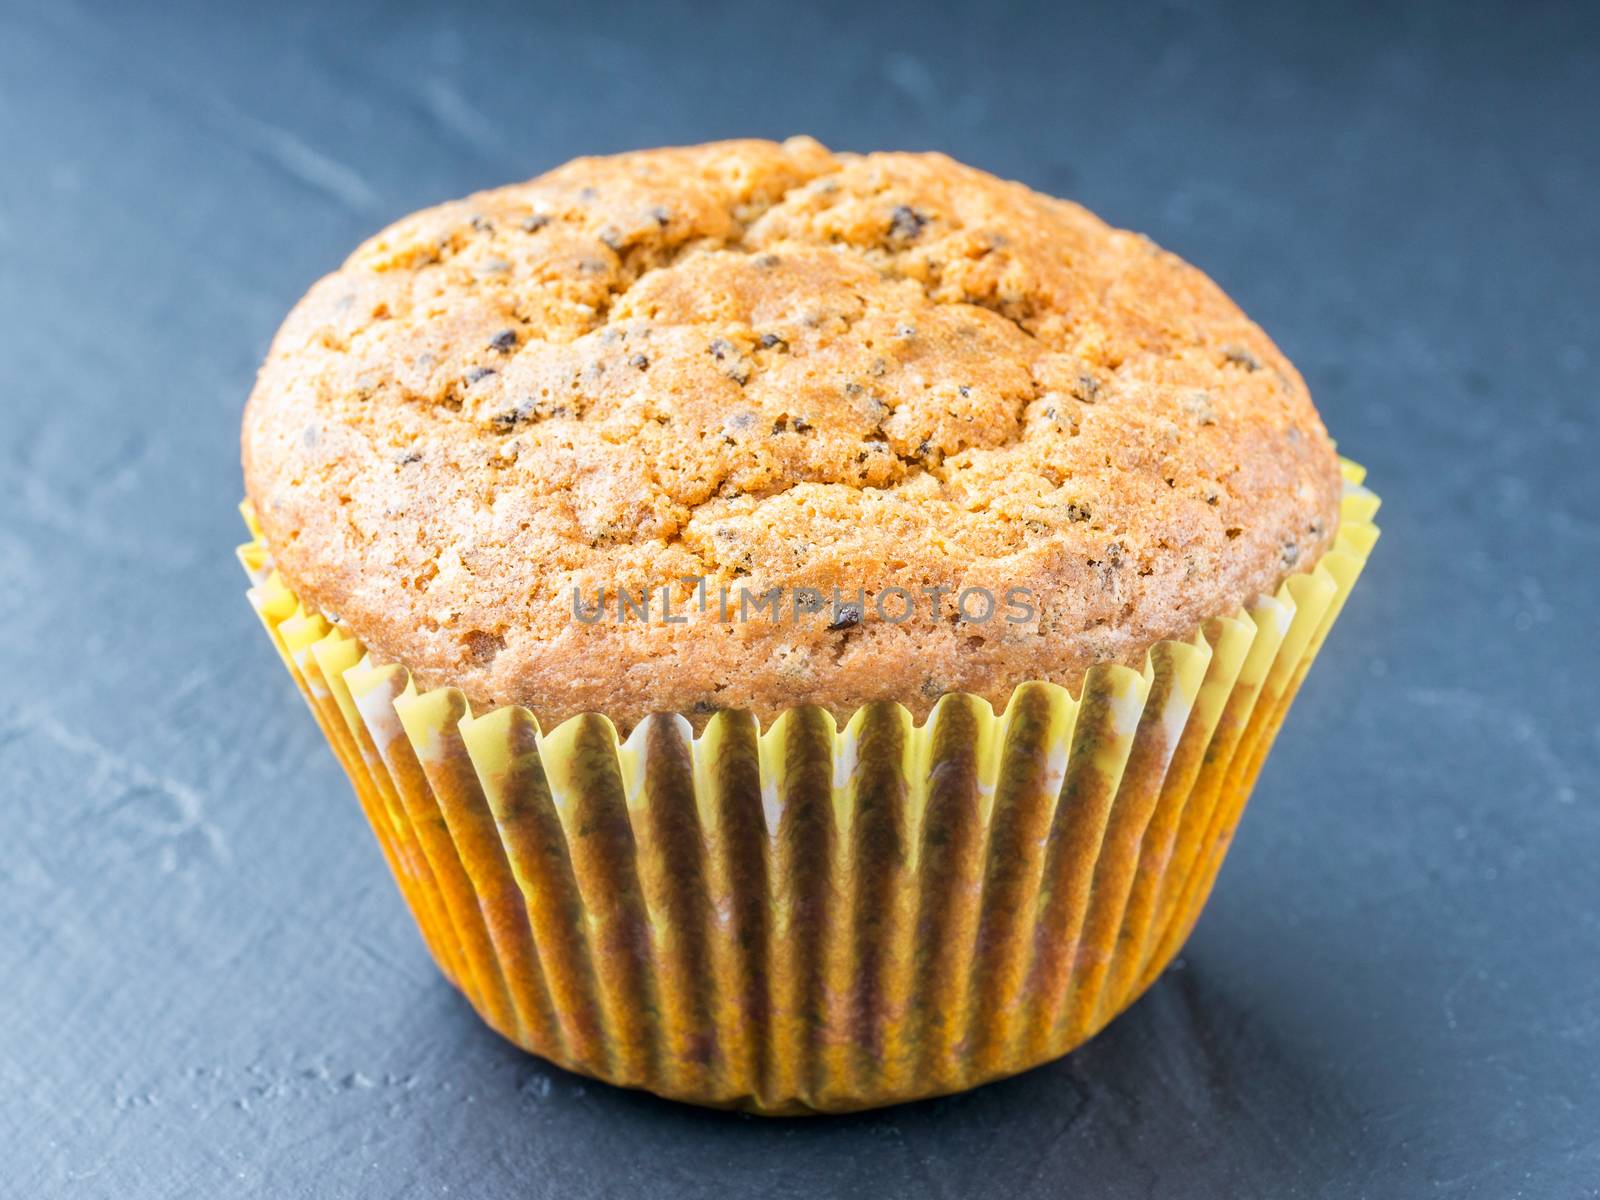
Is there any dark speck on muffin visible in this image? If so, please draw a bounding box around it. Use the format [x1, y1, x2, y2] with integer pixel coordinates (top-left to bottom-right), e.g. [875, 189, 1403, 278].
[889, 205, 929, 241]
[1224, 344, 1263, 371]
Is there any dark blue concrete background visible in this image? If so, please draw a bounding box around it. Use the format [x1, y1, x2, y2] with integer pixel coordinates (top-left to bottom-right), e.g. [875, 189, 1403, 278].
[2, 0, 1596, 1196]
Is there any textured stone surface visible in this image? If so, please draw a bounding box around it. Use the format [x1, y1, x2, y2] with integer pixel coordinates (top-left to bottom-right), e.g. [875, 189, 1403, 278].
[1, 0, 1596, 1196]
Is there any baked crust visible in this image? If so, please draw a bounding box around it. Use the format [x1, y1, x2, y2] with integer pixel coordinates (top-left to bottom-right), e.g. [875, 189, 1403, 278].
[242, 138, 1341, 729]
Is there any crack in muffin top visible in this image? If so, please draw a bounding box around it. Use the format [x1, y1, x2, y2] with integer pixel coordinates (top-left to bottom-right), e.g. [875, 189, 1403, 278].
[242, 137, 1342, 730]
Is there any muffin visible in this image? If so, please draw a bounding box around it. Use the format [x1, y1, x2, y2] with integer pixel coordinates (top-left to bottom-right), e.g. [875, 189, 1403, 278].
[239, 137, 1378, 1113]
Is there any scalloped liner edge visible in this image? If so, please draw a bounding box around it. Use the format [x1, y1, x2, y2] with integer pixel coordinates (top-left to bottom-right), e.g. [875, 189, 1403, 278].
[238, 459, 1378, 1114]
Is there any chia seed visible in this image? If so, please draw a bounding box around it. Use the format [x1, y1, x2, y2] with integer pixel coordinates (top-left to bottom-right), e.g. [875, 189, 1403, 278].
[828, 605, 862, 631]
[889, 205, 929, 241]
[1224, 345, 1262, 371]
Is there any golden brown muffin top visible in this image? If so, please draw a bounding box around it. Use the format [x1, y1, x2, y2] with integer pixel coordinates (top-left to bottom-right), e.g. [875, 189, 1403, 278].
[242, 137, 1341, 730]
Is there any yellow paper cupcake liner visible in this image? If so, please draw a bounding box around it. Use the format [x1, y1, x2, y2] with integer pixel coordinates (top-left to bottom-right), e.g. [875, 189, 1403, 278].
[237, 461, 1378, 1114]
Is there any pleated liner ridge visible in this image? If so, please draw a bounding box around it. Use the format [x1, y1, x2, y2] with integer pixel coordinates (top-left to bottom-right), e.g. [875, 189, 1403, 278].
[238, 461, 1379, 1115]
